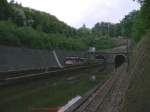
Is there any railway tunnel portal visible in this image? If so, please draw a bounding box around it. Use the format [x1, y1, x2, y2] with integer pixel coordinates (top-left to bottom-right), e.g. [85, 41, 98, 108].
[114, 54, 126, 68]
[96, 51, 128, 69]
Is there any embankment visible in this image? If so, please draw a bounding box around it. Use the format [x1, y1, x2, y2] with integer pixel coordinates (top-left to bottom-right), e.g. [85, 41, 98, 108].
[121, 34, 150, 112]
[0, 45, 86, 72]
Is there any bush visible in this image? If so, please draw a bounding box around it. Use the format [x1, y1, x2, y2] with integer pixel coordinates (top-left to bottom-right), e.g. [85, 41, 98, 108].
[0, 21, 87, 50]
[95, 38, 115, 50]
[0, 21, 21, 46]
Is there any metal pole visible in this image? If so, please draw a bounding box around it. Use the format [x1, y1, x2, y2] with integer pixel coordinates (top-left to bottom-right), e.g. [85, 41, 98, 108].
[127, 39, 129, 71]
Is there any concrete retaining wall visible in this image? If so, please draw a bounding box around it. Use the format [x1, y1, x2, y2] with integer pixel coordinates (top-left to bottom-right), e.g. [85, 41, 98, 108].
[0, 46, 86, 72]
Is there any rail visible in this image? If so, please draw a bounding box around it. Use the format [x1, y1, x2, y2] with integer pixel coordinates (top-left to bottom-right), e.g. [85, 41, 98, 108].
[0, 62, 104, 86]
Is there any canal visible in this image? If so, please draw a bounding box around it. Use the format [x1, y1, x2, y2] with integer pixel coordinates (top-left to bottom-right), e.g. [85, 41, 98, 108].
[0, 64, 114, 112]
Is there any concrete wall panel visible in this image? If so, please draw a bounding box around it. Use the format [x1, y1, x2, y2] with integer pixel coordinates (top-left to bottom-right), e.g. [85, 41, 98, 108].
[0, 46, 86, 72]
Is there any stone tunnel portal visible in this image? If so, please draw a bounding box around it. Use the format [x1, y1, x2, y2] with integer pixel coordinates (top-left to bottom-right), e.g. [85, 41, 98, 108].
[115, 55, 125, 68]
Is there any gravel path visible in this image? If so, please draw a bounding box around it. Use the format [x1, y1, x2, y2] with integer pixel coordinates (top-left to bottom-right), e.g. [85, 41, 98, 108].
[65, 63, 129, 112]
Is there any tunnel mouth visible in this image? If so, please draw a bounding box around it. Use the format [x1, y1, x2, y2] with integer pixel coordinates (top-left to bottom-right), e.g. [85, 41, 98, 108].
[115, 55, 125, 68]
[95, 55, 106, 63]
[95, 55, 105, 60]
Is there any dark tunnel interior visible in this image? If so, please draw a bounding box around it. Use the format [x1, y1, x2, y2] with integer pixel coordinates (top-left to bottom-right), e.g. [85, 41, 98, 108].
[95, 55, 105, 60]
[115, 55, 125, 68]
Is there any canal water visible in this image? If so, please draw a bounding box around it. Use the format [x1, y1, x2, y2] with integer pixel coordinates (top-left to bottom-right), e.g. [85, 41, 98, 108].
[0, 64, 114, 112]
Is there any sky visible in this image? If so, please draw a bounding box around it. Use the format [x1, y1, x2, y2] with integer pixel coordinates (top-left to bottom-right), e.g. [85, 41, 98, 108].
[10, 0, 140, 28]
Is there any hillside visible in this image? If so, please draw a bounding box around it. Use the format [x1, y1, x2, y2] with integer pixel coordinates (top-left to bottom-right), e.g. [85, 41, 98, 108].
[0, 0, 149, 51]
[0, 0, 124, 50]
[121, 33, 150, 112]
[0, 0, 88, 50]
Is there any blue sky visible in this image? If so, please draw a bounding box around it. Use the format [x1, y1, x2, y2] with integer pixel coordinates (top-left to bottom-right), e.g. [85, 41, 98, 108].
[10, 0, 140, 28]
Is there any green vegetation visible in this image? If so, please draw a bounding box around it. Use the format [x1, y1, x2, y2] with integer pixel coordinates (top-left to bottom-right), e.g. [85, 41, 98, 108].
[0, 0, 88, 50]
[120, 0, 150, 43]
[0, 0, 123, 50]
[0, 0, 149, 50]
[121, 0, 150, 111]
[0, 21, 87, 50]
[95, 38, 116, 50]
[122, 33, 150, 112]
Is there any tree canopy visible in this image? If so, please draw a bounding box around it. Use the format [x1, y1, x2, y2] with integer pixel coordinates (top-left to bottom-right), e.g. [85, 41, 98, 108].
[1, 0, 149, 50]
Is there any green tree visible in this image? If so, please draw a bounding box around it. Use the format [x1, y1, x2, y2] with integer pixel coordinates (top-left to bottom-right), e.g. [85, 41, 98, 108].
[13, 7, 27, 26]
[121, 10, 139, 38]
[0, 0, 13, 20]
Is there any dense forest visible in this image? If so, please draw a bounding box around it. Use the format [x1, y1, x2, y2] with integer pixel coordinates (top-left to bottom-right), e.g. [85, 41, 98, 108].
[0, 0, 149, 50]
[121, 0, 150, 42]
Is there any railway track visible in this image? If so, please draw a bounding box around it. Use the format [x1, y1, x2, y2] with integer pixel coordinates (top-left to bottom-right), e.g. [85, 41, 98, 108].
[64, 63, 129, 112]
[0, 62, 104, 86]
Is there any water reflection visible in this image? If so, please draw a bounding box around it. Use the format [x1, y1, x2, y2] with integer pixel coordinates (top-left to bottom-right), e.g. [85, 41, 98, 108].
[0, 64, 113, 112]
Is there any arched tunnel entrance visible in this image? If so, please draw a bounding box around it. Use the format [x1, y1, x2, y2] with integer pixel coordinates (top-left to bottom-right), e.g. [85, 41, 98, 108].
[115, 55, 125, 68]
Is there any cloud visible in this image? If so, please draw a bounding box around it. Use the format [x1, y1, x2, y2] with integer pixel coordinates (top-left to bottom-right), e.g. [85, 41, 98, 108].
[10, 0, 140, 28]
[75, 0, 140, 28]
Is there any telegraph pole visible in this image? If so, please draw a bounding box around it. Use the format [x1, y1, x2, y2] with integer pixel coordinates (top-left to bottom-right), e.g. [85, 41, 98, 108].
[108, 23, 110, 37]
[127, 39, 129, 71]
